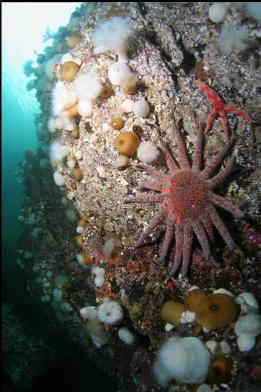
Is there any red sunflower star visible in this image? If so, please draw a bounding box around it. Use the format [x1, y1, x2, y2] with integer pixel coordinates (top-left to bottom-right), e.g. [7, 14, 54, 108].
[124, 126, 244, 277]
[194, 80, 255, 141]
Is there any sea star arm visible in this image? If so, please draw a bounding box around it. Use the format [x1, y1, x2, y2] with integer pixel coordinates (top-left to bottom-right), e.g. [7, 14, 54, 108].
[140, 180, 163, 192]
[181, 221, 193, 276]
[192, 220, 212, 259]
[159, 139, 179, 171]
[159, 219, 175, 261]
[207, 156, 236, 190]
[194, 80, 255, 140]
[171, 224, 183, 275]
[204, 108, 218, 135]
[137, 163, 169, 182]
[194, 80, 256, 140]
[200, 213, 214, 241]
[124, 194, 164, 204]
[208, 191, 244, 218]
[201, 134, 236, 179]
[224, 104, 255, 123]
[133, 209, 166, 248]
[192, 125, 204, 171]
[219, 110, 230, 141]
[174, 127, 191, 169]
[140, 180, 176, 196]
[209, 205, 235, 250]
[194, 80, 221, 104]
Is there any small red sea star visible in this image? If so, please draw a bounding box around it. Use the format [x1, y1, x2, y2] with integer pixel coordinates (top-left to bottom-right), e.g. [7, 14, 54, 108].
[124, 126, 244, 276]
[194, 80, 255, 141]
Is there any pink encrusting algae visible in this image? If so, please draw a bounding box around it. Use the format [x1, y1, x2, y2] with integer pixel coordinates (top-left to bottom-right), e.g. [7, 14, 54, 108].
[125, 126, 244, 276]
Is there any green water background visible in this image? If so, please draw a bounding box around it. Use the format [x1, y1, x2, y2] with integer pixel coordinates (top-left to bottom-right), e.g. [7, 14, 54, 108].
[2, 4, 117, 390]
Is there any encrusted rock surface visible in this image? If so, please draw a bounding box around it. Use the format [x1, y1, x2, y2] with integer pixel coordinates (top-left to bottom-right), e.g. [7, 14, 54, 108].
[15, 3, 261, 392]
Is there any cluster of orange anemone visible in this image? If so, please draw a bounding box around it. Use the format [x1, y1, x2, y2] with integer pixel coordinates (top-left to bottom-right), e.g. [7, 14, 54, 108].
[160, 289, 239, 385]
[160, 289, 238, 331]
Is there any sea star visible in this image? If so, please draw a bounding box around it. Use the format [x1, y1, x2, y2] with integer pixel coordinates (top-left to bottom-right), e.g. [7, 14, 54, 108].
[124, 126, 244, 276]
[194, 80, 255, 141]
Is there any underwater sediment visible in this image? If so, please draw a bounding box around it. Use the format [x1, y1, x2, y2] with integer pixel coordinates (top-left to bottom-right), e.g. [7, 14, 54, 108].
[12, 2, 261, 391]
